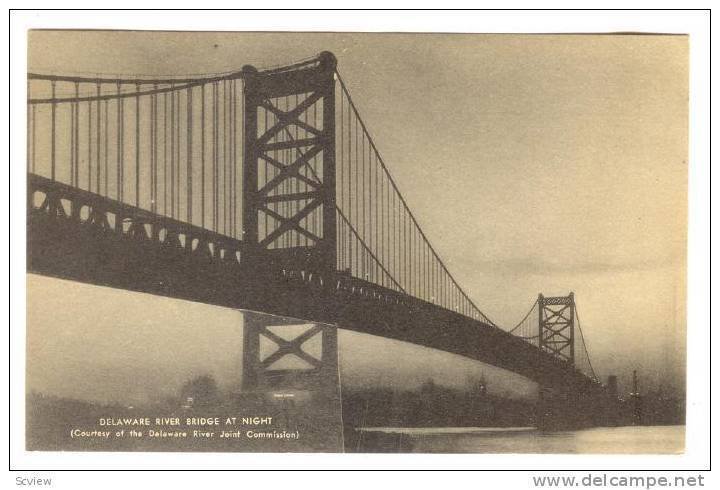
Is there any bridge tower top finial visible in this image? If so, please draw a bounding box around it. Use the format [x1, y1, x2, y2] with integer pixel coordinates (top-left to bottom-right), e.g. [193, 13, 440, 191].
[241, 64, 258, 76]
[318, 51, 337, 70]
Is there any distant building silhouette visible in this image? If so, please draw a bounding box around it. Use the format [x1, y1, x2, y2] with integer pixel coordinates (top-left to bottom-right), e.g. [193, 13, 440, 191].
[607, 375, 618, 398]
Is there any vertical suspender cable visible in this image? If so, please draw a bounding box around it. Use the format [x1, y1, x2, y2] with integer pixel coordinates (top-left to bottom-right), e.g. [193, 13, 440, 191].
[391, 189, 395, 285]
[50, 81, 56, 181]
[87, 88, 92, 190]
[361, 133, 365, 278]
[228, 82, 232, 236]
[213, 82, 218, 232]
[375, 152, 379, 283]
[68, 87, 75, 184]
[148, 89, 153, 214]
[382, 157, 385, 286]
[149, 89, 154, 214]
[347, 95, 352, 273]
[230, 81, 235, 239]
[403, 208, 407, 289]
[201, 83, 205, 229]
[176, 89, 181, 217]
[234, 79, 239, 239]
[340, 91, 344, 268]
[26, 81, 31, 173]
[239, 80, 244, 239]
[151, 85, 157, 214]
[354, 113, 358, 274]
[234, 79, 238, 238]
[135, 83, 140, 207]
[104, 99, 109, 196]
[96, 83, 101, 194]
[225, 81, 229, 235]
[117, 83, 123, 201]
[170, 85, 175, 218]
[187, 86, 193, 224]
[74, 83, 79, 187]
[163, 90, 168, 215]
[224, 85, 228, 237]
[32, 102, 37, 174]
[221, 80, 226, 235]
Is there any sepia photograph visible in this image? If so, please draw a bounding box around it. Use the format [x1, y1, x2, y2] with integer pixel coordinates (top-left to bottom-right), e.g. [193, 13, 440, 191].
[9, 10, 711, 486]
[23, 29, 689, 456]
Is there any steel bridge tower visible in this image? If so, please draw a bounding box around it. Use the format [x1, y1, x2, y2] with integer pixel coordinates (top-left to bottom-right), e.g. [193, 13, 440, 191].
[538, 293, 575, 365]
[241, 51, 337, 277]
[536, 293, 580, 429]
[240, 52, 340, 397]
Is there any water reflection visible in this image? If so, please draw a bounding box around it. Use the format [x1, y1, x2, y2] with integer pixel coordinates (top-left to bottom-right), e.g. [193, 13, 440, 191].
[356, 425, 684, 454]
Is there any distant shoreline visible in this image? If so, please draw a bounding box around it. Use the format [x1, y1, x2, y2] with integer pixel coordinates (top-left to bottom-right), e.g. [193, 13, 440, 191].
[356, 425, 686, 435]
[356, 426, 537, 434]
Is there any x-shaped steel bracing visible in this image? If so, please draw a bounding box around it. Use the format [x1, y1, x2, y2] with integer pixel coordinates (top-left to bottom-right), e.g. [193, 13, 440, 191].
[539, 296, 575, 364]
[256, 94, 325, 250]
[259, 324, 324, 370]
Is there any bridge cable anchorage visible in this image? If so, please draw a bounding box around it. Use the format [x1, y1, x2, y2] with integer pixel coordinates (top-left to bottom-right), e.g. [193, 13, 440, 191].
[334, 70, 498, 326]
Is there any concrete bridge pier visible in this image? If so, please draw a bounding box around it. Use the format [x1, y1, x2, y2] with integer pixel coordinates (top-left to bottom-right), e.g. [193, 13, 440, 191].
[239, 310, 344, 451]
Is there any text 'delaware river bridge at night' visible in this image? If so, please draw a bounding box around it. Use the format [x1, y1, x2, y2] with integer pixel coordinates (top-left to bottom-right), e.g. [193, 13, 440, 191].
[27, 52, 615, 428]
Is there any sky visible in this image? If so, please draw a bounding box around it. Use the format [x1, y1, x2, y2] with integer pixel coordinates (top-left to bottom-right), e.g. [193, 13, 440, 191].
[26, 31, 688, 401]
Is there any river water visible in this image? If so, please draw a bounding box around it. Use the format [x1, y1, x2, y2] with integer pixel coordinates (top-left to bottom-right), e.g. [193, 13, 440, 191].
[355, 425, 684, 453]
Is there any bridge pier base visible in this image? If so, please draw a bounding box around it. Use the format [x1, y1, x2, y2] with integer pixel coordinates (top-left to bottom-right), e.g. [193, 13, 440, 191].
[239, 310, 344, 451]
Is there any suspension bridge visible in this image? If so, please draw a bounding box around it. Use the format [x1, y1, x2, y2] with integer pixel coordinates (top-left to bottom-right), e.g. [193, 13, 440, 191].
[26, 52, 613, 428]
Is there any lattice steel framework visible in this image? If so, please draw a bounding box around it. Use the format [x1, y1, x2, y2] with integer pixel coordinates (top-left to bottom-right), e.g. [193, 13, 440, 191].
[242, 52, 337, 275]
[241, 312, 339, 392]
[538, 293, 575, 364]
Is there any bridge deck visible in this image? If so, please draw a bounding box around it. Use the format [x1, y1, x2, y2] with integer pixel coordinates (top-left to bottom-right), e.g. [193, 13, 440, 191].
[27, 173, 599, 391]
